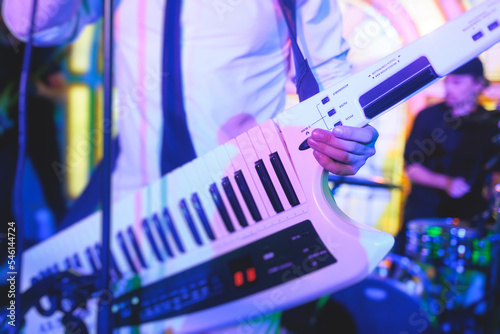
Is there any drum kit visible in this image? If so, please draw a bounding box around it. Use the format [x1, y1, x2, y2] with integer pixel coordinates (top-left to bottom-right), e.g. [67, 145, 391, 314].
[392, 215, 499, 334]
[328, 175, 500, 334]
[405, 217, 494, 273]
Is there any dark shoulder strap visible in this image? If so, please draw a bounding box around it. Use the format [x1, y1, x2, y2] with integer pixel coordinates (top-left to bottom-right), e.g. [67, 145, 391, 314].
[161, 0, 197, 175]
[278, 0, 320, 101]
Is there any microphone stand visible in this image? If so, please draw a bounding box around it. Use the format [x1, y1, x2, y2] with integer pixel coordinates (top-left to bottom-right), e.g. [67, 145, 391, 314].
[96, 0, 114, 332]
[12, 0, 39, 332]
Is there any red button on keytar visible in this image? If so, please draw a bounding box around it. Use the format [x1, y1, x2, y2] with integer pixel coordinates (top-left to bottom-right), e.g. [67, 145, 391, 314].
[246, 267, 256, 282]
[234, 271, 244, 287]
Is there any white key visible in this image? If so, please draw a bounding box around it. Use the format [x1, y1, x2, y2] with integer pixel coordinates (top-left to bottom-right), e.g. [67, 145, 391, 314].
[136, 181, 168, 264]
[85, 242, 101, 272]
[22, 212, 102, 289]
[247, 126, 291, 212]
[213, 145, 254, 227]
[93, 242, 123, 280]
[188, 159, 228, 240]
[131, 189, 167, 269]
[139, 216, 168, 265]
[181, 162, 217, 241]
[150, 175, 183, 259]
[235, 132, 277, 217]
[166, 168, 198, 253]
[224, 138, 269, 222]
[111, 192, 153, 274]
[259, 119, 306, 205]
[177, 166, 212, 245]
[202, 151, 240, 233]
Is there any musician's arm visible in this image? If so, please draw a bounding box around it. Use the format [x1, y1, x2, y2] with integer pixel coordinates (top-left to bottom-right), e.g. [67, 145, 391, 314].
[1, 0, 103, 45]
[406, 163, 470, 198]
[35, 72, 68, 104]
[297, 0, 379, 176]
[403, 110, 470, 198]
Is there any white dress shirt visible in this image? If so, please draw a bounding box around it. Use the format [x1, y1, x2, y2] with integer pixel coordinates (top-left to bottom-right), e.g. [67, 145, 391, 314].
[3, 0, 350, 201]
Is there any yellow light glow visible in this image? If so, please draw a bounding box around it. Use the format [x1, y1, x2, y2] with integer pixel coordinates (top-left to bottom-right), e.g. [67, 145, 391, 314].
[66, 84, 91, 199]
[68, 25, 96, 74]
[94, 86, 103, 164]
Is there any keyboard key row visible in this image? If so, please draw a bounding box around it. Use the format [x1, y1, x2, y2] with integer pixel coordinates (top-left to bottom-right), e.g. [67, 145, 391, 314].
[30, 120, 306, 281]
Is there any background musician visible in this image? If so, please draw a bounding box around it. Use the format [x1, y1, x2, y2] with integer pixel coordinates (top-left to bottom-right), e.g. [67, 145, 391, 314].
[394, 57, 500, 255]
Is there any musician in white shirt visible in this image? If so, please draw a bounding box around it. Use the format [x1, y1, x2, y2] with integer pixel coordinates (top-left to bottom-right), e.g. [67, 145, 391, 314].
[2, 0, 378, 332]
[3, 0, 378, 201]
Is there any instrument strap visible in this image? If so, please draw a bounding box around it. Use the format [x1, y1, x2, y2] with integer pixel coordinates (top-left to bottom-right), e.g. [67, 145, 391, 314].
[278, 0, 320, 101]
[160, 0, 197, 175]
[159, 0, 323, 177]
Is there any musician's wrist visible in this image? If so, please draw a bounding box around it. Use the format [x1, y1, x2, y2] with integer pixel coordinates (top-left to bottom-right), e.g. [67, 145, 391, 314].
[444, 176, 453, 194]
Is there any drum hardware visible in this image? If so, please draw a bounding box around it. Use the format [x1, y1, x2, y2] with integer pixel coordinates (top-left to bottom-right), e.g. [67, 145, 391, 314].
[328, 175, 402, 198]
[403, 215, 500, 333]
[328, 253, 437, 334]
[405, 218, 495, 272]
[328, 174, 401, 191]
[484, 187, 500, 334]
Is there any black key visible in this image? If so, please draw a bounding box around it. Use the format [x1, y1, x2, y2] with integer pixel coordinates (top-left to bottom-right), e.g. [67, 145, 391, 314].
[191, 193, 216, 240]
[235, 170, 262, 222]
[127, 226, 148, 269]
[40, 269, 50, 278]
[142, 218, 164, 262]
[179, 199, 203, 245]
[117, 231, 138, 273]
[270, 152, 300, 207]
[73, 253, 82, 268]
[163, 208, 185, 253]
[85, 246, 99, 273]
[52, 264, 59, 274]
[90, 246, 102, 269]
[209, 183, 235, 233]
[255, 159, 284, 213]
[109, 250, 122, 279]
[152, 213, 174, 257]
[222, 177, 248, 227]
[64, 257, 72, 270]
[95, 244, 123, 280]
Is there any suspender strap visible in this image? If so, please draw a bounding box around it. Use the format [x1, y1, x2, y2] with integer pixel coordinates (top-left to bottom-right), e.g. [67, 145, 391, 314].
[161, 0, 197, 175]
[159, 0, 321, 175]
[278, 0, 320, 101]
